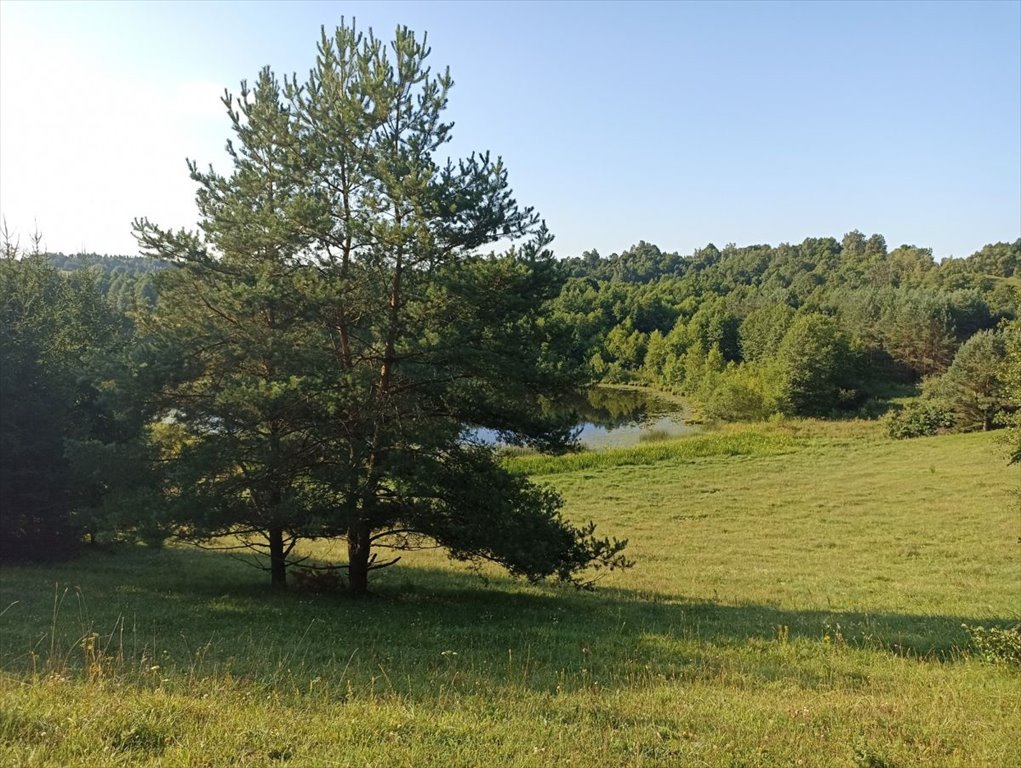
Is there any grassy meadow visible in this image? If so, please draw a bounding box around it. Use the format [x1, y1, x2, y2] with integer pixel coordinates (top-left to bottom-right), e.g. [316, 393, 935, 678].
[1, 423, 1018, 766]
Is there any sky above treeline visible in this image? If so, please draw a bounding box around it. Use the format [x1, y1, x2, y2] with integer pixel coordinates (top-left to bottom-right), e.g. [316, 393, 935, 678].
[1, 0, 1019, 261]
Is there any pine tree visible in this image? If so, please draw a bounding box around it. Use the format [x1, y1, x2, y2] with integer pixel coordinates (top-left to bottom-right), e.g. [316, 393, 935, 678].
[930, 329, 1009, 432]
[0, 251, 119, 561]
[135, 21, 629, 593]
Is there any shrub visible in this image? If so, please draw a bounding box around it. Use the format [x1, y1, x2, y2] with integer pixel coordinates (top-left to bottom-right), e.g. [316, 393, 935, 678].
[698, 362, 779, 422]
[963, 623, 1021, 666]
[884, 400, 954, 439]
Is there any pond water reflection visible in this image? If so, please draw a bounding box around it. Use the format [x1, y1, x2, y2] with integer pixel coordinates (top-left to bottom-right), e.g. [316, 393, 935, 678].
[565, 386, 696, 448]
[473, 387, 696, 450]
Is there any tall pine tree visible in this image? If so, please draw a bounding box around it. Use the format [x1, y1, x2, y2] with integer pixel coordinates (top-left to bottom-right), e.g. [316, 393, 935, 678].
[135, 21, 628, 593]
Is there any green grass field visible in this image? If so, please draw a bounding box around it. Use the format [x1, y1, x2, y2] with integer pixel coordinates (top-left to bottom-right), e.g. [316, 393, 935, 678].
[1, 423, 1018, 766]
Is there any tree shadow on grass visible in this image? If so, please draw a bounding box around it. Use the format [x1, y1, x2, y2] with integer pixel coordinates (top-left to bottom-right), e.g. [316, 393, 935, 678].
[0, 545, 1014, 695]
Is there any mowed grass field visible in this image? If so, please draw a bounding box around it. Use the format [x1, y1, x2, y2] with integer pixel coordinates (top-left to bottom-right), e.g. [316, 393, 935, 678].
[1, 424, 1018, 767]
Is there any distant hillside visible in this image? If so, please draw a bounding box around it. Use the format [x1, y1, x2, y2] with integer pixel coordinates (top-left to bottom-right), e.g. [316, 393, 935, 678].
[46, 252, 168, 275]
[45, 252, 168, 312]
[561, 235, 1021, 288]
[548, 233, 1018, 420]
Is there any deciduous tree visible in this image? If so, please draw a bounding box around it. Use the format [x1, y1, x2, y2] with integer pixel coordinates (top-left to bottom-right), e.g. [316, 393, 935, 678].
[772, 313, 856, 416]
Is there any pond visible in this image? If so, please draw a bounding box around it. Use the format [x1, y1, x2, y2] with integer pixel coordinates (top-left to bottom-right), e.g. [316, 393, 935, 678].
[564, 386, 696, 448]
[475, 386, 697, 450]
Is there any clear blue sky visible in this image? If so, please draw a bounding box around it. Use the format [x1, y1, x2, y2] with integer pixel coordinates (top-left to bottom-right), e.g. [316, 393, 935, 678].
[1, 0, 1018, 260]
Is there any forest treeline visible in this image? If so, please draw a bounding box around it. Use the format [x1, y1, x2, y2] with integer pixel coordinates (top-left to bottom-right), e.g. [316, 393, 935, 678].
[36, 232, 1021, 430]
[2, 232, 1018, 568]
[552, 235, 1019, 428]
[44, 252, 166, 314]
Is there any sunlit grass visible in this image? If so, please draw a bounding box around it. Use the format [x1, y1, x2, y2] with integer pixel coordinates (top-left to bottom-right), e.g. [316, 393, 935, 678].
[504, 428, 804, 476]
[1, 424, 1018, 766]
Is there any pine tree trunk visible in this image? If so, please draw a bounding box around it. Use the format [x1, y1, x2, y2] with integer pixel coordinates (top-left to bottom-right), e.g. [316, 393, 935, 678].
[268, 526, 287, 589]
[347, 521, 371, 596]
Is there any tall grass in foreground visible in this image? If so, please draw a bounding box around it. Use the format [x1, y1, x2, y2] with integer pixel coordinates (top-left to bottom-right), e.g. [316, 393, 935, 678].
[1, 425, 1018, 766]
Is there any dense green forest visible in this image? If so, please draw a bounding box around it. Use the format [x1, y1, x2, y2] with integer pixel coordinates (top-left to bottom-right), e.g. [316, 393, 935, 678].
[39, 234, 1021, 418]
[45, 230, 1021, 431]
[553, 236, 1018, 422]
[44, 252, 165, 314]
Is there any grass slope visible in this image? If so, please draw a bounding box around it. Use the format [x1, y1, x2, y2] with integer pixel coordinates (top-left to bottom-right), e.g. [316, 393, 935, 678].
[1, 425, 1018, 767]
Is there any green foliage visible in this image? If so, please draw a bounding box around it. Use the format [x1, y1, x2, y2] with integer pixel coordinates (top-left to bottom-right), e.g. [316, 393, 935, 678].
[884, 322, 1017, 442]
[927, 329, 1009, 432]
[0, 253, 121, 561]
[554, 231, 1014, 423]
[698, 362, 780, 422]
[132, 21, 625, 592]
[640, 329, 668, 382]
[963, 624, 1021, 666]
[602, 320, 647, 379]
[876, 288, 958, 377]
[46, 253, 166, 316]
[883, 400, 955, 439]
[739, 302, 795, 362]
[961, 239, 1021, 278]
[772, 313, 857, 416]
[559, 230, 1012, 422]
[688, 298, 741, 362]
[997, 320, 1021, 462]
